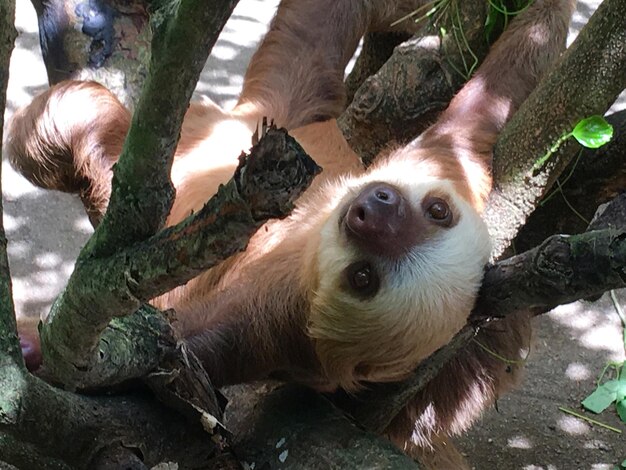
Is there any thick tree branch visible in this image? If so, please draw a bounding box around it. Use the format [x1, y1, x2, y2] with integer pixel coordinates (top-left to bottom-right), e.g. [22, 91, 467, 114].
[344, 31, 411, 106]
[30, 0, 151, 107]
[0, 363, 225, 469]
[225, 384, 420, 469]
[83, 0, 240, 259]
[42, 129, 320, 388]
[0, 0, 21, 367]
[485, 0, 626, 258]
[475, 225, 626, 319]
[516, 110, 626, 252]
[338, 2, 489, 165]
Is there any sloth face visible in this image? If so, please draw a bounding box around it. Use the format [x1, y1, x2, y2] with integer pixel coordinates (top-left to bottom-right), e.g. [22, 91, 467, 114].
[306, 156, 491, 390]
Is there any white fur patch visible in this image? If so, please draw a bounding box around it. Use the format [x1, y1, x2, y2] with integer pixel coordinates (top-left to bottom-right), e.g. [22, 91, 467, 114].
[307, 158, 491, 388]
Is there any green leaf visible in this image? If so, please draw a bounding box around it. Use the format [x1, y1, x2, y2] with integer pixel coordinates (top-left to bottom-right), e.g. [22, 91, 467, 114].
[617, 379, 626, 402]
[572, 115, 614, 148]
[617, 399, 626, 424]
[621, 458, 626, 468]
[582, 380, 622, 413]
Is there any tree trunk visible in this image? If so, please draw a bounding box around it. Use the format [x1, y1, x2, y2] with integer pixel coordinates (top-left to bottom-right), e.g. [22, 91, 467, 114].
[485, 0, 626, 258]
[515, 110, 626, 252]
[30, 0, 151, 108]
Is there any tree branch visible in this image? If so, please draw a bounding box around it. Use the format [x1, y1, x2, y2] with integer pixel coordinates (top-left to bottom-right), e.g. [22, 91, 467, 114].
[0, 0, 21, 367]
[0, 362, 226, 469]
[515, 110, 626, 252]
[338, 2, 489, 165]
[475, 224, 626, 319]
[83, 0, 240, 259]
[485, 0, 626, 258]
[43, 129, 320, 388]
[344, 31, 411, 106]
[225, 384, 421, 469]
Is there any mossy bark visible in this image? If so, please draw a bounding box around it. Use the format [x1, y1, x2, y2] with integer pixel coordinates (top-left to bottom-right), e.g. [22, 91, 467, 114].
[0, 363, 224, 469]
[43, 129, 319, 389]
[515, 110, 626, 252]
[485, 0, 626, 258]
[0, 0, 20, 368]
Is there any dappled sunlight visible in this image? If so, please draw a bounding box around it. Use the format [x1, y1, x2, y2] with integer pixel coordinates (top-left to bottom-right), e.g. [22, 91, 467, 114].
[211, 44, 241, 62]
[584, 439, 611, 450]
[73, 217, 95, 235]
[522, 459, 613, 469]
[548, 297, 625, 361]
[14, 0, 39, 33]
[224, 16, 274, 49]
[507, 435, 533, 449]
[5, 47, 47, 108]
[557, 415, 590, 435]
[34, 252, 62, 270]
[568, 0, 601, 45]
[223, 1, 279, 48]
[2, 162, 38, 198]
[4, 1, 47, 118]
[197, 0, 280, 109]
[564, 361, 592, 381]
[3, 213, 24, 232]
[6, 240, 28, 258]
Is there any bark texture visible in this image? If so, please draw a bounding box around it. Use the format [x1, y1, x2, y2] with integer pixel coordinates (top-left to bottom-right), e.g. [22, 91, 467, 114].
[485, 0, 626, 258]
[515, 110, 626, 252]
[30, 0, 151, 108]
[83, 0, 240, 259]
[0, 0, 20, 367]
[339, 2, 489, 165]
[344, 31, 411, 106]
[226, 384, 421, 469]
[43, 128, 319, 389]
[0, 362, 224, 469]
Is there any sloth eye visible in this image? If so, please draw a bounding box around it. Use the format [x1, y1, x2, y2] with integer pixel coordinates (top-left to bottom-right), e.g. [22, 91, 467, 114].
[345, 261, 380, 298]
[425, 198, 452, 226]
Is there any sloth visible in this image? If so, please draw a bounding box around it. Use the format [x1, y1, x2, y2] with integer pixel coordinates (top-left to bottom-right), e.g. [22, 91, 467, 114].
[8, 0, 575, 466]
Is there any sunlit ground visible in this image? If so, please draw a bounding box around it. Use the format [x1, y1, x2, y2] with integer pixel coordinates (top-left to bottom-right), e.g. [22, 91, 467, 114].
[2, 0, 625, 468]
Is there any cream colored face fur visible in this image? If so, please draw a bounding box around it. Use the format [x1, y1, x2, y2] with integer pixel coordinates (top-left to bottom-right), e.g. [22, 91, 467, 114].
[306, 155, 491, 390]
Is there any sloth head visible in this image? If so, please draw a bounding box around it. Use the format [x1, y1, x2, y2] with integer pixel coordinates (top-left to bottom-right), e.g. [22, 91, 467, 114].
[303, 150, 491, 391]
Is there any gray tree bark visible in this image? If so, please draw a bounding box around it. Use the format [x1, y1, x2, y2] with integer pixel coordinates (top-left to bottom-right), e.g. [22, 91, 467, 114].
[485, 0, 626, 258]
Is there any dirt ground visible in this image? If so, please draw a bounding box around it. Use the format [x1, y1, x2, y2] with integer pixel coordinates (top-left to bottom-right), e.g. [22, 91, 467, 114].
[2, 1, 624, 468]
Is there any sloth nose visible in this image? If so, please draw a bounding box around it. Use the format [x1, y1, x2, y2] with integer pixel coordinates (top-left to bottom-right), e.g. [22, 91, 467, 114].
[344, 183, 414, 257]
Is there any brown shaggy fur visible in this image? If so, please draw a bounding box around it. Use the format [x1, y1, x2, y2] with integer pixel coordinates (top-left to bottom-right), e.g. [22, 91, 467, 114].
[8, 0, 575, 467]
